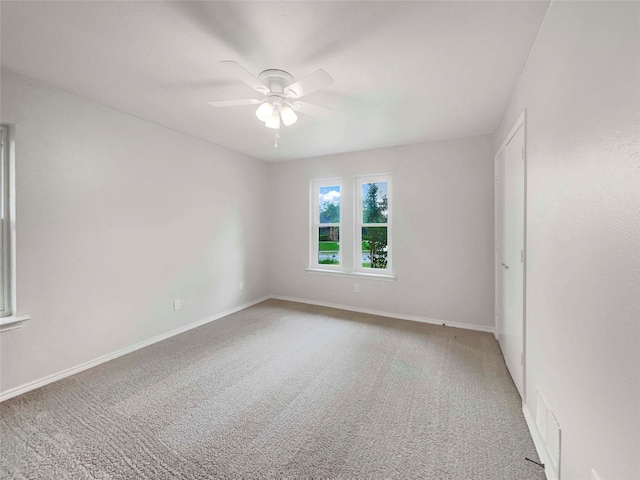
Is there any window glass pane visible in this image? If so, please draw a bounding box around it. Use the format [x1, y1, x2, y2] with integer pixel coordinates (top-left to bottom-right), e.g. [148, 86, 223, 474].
[362, 182, 388, 223]
[319, 226, 340, 265]
[319, 185, 341, 223]
[361, 226, 387, 269]
[0, 127, 6, 313]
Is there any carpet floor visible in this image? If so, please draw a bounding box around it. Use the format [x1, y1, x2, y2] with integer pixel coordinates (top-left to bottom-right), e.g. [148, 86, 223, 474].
[1, 299, 545, 479]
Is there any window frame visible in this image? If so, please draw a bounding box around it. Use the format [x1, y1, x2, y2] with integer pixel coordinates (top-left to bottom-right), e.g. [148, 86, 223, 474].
[309, 178, 343, 271]
[355, 174, 392, 274]
[0, 125, 29, 332]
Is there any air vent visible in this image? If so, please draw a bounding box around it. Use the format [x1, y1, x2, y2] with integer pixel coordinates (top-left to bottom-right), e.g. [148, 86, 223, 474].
[536, 388, 562, 477]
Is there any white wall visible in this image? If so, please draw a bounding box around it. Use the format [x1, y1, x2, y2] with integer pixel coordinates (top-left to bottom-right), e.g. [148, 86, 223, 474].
[494, 2, 639, 479]
[269, 135, 495, 330]
[0, 71, 269, 394]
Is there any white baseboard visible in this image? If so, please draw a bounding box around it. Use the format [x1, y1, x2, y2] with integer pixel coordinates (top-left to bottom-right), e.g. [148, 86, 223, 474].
[523, 403, 558, 480]
[269, 295, 495, 334]
[0, 296, 269, 403]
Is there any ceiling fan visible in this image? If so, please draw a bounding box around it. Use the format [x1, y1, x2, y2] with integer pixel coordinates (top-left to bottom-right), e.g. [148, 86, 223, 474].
[209, 61, 336, 145]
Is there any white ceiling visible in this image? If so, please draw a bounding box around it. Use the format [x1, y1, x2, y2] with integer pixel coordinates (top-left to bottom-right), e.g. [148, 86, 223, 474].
[1, 1, 549, 162]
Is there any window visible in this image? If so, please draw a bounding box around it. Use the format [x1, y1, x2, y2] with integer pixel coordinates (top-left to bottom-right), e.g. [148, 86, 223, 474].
[356, 175, 392, 273]
[0, 125, 28, 332]
[1, 126, 11, 317]
[308, 174, 394, 280]
[310, 179, 342, 269]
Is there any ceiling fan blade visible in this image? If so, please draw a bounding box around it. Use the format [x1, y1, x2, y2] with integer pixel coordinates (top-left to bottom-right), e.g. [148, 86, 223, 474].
[285, 70, 334, 98]
[208, 98, 262, 107]
[219, 60, 269, 94]
[291, 101, 336, 118]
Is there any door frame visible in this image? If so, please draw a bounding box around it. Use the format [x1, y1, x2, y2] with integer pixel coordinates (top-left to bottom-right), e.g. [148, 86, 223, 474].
[494, 110, 527, 401]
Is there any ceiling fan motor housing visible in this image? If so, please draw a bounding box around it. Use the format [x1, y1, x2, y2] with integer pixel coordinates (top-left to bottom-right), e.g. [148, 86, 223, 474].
[259, 69, 294, 100]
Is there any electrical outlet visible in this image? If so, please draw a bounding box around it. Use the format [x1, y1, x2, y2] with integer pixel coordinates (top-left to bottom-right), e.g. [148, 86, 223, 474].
[173, 299, 181, 311]
[354, 284, 359, 293]
[591, 469, 602, 480]
[239, 280, 244, 290]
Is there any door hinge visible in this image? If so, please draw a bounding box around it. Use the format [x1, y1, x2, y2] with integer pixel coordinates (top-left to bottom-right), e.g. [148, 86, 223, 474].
[495, 175, 498, 186]
[521, 352, 524, 365]
[521, 250, 524, 263]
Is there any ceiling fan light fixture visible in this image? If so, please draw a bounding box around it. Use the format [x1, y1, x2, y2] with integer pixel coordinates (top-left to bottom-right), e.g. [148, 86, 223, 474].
[280, 105, 298, 126]
[265, 108, 281, 129]
[255, 101, 274, 122]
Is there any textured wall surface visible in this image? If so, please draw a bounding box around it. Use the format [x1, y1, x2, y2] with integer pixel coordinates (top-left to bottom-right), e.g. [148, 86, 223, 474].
[0, 71, 269, 394]
[269, 135, 495, 329]
[495, 2, 640, 479]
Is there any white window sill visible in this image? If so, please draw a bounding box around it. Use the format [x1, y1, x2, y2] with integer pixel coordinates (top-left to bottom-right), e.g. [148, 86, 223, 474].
[0, 314, 31, 333]
[306, 268, 396, 281]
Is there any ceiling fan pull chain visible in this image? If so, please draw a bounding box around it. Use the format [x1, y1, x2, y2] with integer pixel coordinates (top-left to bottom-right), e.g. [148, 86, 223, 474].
[274, 129, 280, 148]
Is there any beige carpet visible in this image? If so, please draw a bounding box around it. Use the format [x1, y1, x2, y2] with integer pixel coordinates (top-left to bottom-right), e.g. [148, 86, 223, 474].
[1, 299, 545, 479]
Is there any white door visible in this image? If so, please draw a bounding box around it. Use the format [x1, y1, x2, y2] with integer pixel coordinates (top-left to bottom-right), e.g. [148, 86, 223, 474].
[494, 149, 505, 341]
[500, 123, 525, 398]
